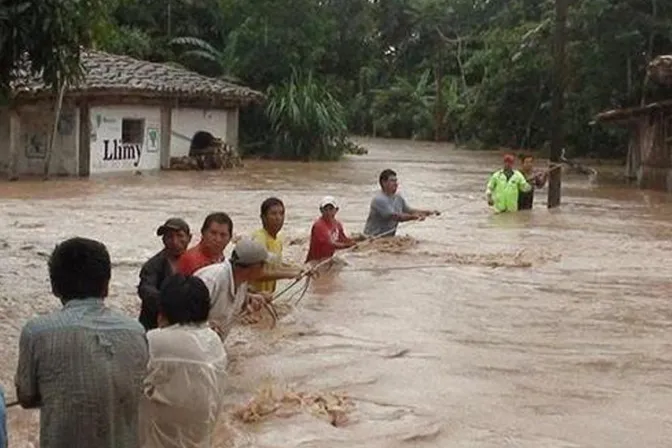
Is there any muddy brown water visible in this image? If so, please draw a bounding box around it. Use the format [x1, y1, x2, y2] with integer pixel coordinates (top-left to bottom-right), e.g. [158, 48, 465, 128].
[2, 138, 672, 447]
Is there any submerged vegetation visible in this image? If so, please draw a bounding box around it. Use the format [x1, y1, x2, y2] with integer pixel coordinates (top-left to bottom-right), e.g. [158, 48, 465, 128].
[2, 0, 672, 159]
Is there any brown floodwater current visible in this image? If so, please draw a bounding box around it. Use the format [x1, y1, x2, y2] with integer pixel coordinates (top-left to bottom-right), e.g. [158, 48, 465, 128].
[2, 138, 672, 447]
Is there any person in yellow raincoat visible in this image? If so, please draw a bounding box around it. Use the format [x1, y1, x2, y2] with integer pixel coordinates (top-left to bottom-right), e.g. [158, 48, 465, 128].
[485, 154, 531, 213]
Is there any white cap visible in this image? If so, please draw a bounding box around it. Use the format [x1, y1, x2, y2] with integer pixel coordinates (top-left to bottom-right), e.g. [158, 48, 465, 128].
[231, 238, 273, 266]
[319, 196, 338, 209]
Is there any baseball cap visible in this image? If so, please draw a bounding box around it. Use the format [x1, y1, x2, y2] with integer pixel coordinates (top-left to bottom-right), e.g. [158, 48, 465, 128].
[156, 218, 190, 236]
[319, 196, 338, 209]
[231, 238, 273, 266]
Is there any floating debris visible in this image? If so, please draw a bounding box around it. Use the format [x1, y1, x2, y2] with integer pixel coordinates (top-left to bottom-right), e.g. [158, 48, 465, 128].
[233, 383, 354, 427]
[353, 235, 418, 254]
[239, 301, 293, 328]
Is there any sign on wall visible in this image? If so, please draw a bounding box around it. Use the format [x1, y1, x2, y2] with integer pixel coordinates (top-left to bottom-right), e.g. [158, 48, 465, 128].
[147, 127, 160, 153]
[24, 132, 48, 159]
[89, 107, 161, 174]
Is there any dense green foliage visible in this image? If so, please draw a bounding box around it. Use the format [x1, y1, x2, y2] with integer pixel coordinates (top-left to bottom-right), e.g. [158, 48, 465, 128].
[5, 0, 672, 158]
[0, 0, 108, 100]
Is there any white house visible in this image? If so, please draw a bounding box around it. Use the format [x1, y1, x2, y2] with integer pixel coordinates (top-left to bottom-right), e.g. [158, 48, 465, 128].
[0, 50, 263, 178]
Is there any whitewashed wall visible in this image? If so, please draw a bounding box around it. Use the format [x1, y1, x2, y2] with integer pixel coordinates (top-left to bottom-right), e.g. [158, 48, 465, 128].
[0, 104, 79, 176]
[169, 108, 229, 158]
[89, 105, 161, 174]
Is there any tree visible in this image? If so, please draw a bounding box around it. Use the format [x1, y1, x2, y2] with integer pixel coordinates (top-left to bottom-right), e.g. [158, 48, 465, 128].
[0, 0, 108, 98]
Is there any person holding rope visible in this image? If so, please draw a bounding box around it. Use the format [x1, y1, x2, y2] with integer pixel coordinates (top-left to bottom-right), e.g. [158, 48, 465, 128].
[177, 213, 232, 275]
[485, 154, 531, 213]
[363, 169, 439, 237]
[517, 155, 548, 210]
[193, 238, 272, 341]
[249, 197, 305, 296]
[137, 217, 192, 330]
[306, 196, 356, 263]
[15, 237, 148, 448]
[139, 274, 226, 448]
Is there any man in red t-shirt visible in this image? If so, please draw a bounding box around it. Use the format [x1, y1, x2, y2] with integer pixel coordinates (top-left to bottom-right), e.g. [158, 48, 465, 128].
[305, 196, 356, 263]
[176, 212, 233, 275]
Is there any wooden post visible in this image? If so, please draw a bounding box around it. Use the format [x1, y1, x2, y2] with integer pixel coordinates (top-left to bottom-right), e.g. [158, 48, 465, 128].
[7, 108, 20, 181]
[78, 103, 91, 177]
[548, 0, 568, 208]
[225, 108, 239, 148]
[43, 81, 67, 179]
[160, 105, 172, 169]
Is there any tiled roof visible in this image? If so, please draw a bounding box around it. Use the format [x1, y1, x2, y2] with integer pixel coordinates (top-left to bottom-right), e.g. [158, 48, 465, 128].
[11, 50, 263, 105]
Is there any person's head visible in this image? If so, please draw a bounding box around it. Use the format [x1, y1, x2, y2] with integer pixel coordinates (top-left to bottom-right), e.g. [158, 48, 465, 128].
[156, 218, 191, 258]
[260, 197, 285, 236]
[157, 274, 211, 328]
[503, 154, 515, 170]
[200, 212, 233, 256]
[230, 238, 272, 283]
[319, 196, 339, 221]
[48, 237, 111, 303]
[379, 169, 398, 195]
[520, 155, 535, 172]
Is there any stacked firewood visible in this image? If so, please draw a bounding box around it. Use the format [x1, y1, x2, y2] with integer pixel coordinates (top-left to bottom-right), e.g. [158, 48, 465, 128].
[170, 139, 243, 171]
[648, 55, 672, 87]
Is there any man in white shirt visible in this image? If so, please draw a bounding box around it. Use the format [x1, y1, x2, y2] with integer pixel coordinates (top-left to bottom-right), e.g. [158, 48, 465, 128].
[194, 238, 272, 341]
[140, 274, 227, 448]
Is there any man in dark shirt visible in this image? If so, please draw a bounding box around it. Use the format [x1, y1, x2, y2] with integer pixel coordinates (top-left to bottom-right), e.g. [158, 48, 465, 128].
[518, 155, 548, 210]
[138, 218, 191, 330]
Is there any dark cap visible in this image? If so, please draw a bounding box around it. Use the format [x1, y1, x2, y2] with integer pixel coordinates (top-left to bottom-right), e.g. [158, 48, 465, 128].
[156, 218, 190, 236]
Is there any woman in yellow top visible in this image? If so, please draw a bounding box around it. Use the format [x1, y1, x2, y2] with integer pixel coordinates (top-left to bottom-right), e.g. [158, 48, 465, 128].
[249, 197, 303, 295]
[486, 154, 532, 213]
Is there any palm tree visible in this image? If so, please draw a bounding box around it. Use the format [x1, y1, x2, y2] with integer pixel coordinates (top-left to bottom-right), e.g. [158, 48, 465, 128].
[170, 26, 244, 82]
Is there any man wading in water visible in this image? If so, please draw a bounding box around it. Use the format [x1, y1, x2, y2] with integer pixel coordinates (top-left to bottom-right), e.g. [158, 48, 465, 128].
[177, 212, 232, 275]
[363, 169, 439, 237]
[249, 197, 304, 296]
[140, 275, 226, 448]
[15, 237, 148, 448]
[138, 218, 192, 330]
[306, 196, 356, 263]
[194, 239, 271, 341]
[486, 154, 531, 213]
[517, 155, 548, 210]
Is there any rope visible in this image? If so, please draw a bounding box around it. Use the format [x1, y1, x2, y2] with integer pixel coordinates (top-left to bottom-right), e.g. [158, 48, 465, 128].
[270, 215, 440, 304]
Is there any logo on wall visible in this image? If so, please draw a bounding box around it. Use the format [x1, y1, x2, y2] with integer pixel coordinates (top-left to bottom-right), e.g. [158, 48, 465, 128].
[147, 127, 159, 153]
[103, 139, 142, 167]
[24, 133, 47, 159]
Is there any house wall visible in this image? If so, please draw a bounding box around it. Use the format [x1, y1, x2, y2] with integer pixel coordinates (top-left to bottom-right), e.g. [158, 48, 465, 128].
[0, 109, 8, 173]
[0, 103, 79, 177]
[89, 105, 162, 174]
[632, 111, 672, 192]
[169, 108, 234, 158]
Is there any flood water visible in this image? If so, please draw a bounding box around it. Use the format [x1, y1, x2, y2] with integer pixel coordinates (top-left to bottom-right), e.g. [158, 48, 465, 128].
[2, 138, 672, 447]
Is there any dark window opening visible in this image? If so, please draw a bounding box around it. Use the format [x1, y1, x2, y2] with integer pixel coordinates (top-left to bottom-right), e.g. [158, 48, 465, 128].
[122, 119, 145, 144]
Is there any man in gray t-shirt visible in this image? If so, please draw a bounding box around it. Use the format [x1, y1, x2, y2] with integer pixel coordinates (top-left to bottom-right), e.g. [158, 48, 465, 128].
[363, 169, 439, 237]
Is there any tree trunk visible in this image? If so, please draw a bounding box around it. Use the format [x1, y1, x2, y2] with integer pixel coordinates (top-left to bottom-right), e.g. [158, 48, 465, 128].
[43, 80, 67, 179]
[434, 59, 443, 142]
[7, 106, 20, 181]
[548, 0, 568, 209]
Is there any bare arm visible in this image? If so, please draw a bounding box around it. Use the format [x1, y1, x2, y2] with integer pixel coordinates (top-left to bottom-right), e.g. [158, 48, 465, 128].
[374, 196, 424, 222]
[402, 197, 439, 218]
